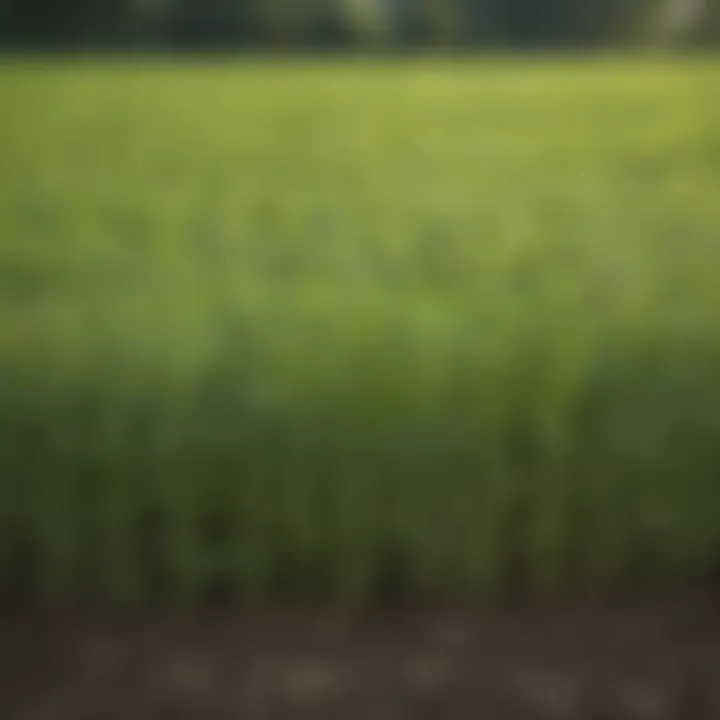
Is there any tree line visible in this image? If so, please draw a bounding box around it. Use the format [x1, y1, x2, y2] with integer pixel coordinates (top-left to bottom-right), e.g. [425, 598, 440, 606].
[0, 0, 717, 50]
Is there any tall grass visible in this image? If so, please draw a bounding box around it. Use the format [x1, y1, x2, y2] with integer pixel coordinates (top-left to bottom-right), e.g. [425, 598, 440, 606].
[1, 58, 720, 606]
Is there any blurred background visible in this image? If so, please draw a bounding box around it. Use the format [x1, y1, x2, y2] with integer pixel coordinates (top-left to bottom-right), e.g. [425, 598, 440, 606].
[0, 0, 718, 52]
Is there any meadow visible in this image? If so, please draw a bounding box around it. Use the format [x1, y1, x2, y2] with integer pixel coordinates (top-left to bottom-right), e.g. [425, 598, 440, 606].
[1, 58, 720, 606]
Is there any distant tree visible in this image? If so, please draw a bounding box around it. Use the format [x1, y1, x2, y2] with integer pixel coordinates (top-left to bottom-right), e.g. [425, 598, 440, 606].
[163, 0, 253, 48]
[0, 0, 94, 46]
[0, 0, 709, 50]
[487, 0, 604, 45]
[337, 0, 395, 45]
[414, 0, 466, 45]
[456, 0, 503, 44]
[122, 0, 173, 46]
[664, 0, 707, 35]
[245, 0, 329, 46]
[662, 0, 718, 45]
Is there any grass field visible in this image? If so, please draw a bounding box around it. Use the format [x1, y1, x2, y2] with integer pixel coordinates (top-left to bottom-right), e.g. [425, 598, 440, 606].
[1, 58, 720, 606]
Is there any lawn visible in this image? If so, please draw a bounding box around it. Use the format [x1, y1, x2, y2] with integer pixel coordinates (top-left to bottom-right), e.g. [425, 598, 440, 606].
[1, 57, 720, 605]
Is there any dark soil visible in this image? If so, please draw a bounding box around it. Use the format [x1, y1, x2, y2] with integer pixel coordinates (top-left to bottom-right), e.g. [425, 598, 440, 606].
[1, 592, 720, 719]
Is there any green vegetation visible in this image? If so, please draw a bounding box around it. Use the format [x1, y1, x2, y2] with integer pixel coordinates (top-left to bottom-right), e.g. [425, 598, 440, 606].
[1, 0, 718, 50]
[1, 59, 720, 607]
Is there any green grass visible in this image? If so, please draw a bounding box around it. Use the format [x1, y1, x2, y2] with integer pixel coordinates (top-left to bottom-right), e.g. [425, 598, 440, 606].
[1, 57, 720, 606]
